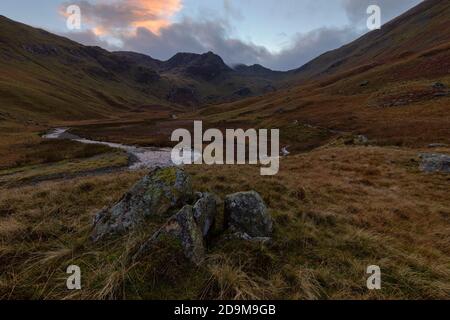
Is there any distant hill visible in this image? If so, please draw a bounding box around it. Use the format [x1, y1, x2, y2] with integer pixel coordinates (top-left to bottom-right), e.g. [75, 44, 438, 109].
[0, 15, 281, 122]
[289, 0, 450, 82]
[198, 0, 450, 147]
[1, 0, 449, 129]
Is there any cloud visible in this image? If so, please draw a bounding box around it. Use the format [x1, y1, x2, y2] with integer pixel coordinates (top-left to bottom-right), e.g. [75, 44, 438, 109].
[61, 0, 182, 36]
[265, 27, 360, 71]
[60, 29, 116, 49]
[121, 19, 359, 71]
[341, 0, 423, 25]
[122, 18, 271, 66]
[60, 0, 422, 71]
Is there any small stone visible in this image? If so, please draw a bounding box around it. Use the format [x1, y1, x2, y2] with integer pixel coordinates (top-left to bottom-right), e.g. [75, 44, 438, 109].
[432, 82, 446, 90]
[353, 135, 369, 145]
[419, 153, 450, 173]
[360, 80, 369, 87]
[281, 146, 290, 156]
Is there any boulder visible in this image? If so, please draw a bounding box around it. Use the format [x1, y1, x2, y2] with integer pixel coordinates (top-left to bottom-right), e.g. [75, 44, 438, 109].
[224, 191, 273, 238]
[91, 167, 193, 242]
[432, 82, 446, 90]
[419, 153, 450, 173]
[134, 205, 205, 265]
[353, 135, 369, 145]
[193, 193, 218, 237]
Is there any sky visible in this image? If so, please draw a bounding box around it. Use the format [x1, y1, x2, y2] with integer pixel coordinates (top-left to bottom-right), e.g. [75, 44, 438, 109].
[0, 0, 423, 70]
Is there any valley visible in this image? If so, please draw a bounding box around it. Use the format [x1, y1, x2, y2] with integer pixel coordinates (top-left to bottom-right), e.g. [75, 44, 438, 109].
[0, 0, 449, 300]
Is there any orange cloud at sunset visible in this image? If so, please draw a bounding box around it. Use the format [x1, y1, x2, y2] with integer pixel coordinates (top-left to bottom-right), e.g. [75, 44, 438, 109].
[130, 0, 182, 34]
[61, 0, 183, 37]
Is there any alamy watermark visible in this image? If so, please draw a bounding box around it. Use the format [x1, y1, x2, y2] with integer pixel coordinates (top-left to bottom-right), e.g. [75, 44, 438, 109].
[171, 121, 280, 176]
[367, 265, 382, 290]
[367, 5, 381, 30]
[66, 265, 81, 290]
[66, 5, 81, 30]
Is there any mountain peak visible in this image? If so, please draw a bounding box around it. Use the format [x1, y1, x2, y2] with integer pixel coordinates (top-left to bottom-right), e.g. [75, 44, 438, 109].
[164, 51, 231, 80]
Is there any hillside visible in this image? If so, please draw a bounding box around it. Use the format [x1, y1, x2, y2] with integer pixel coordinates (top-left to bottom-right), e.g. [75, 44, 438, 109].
[290, 0, 450, 82]
[0, 16, 281, 124]
[198, 0, 450, 148]
[0, 0, 449, 301]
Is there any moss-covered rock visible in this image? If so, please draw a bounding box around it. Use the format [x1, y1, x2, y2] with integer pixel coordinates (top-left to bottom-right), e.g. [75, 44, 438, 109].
[133, 205, 205, 265]
[91, 167, 193, 242]
[224, 191, 273, 238]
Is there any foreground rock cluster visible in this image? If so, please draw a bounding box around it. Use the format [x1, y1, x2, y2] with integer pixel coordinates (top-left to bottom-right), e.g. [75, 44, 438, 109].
[92, 167, 273, 264]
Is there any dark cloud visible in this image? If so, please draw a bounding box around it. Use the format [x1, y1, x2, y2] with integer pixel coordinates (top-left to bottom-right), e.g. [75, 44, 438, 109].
[123, 19, 271, 67]
[264, 27, 360, 71]
[61, 0, 423, 71]
[121, 19, 360, 71]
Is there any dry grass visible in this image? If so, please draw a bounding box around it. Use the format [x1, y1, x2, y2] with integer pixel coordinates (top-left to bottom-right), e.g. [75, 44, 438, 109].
[186, 145, 450, 299]
[0, 143, 448, 300]
[0, 171, 143, 299]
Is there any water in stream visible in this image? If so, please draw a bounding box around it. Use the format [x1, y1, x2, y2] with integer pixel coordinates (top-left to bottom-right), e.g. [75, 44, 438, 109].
[43, 128, 201, 170]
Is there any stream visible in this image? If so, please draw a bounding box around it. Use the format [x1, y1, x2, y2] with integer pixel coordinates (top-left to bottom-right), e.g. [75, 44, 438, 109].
[43, 128, 201, 170]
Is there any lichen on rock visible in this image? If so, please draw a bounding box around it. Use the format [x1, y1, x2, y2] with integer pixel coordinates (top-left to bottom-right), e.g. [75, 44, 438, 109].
[224, 191, 273, 238]
[91, 167, 193, 242]
[133, 205, 205, 265]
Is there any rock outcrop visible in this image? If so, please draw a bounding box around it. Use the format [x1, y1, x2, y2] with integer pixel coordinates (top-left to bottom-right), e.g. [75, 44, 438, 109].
[224, 191, 273, 238]
[91, 167, 193, 242]
[91, 168, 274, 264]
[419, 153, 450, 173]
[134, 205, 205, 265]
[353, 135, 369, 145]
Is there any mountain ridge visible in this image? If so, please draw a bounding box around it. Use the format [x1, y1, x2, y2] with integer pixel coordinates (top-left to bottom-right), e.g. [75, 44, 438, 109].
[1, 0, 449, 125]
[0, 15, 282, 122]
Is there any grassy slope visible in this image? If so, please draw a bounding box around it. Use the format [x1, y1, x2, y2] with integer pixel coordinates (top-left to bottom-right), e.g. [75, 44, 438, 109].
[0, 146, 449, 299]
[287, 0, 450, 83]
[0, 16, 283, 125]
[197, 39, 450, 148]
[0, 15, 176, 124]
[195, 0, 450, 147]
